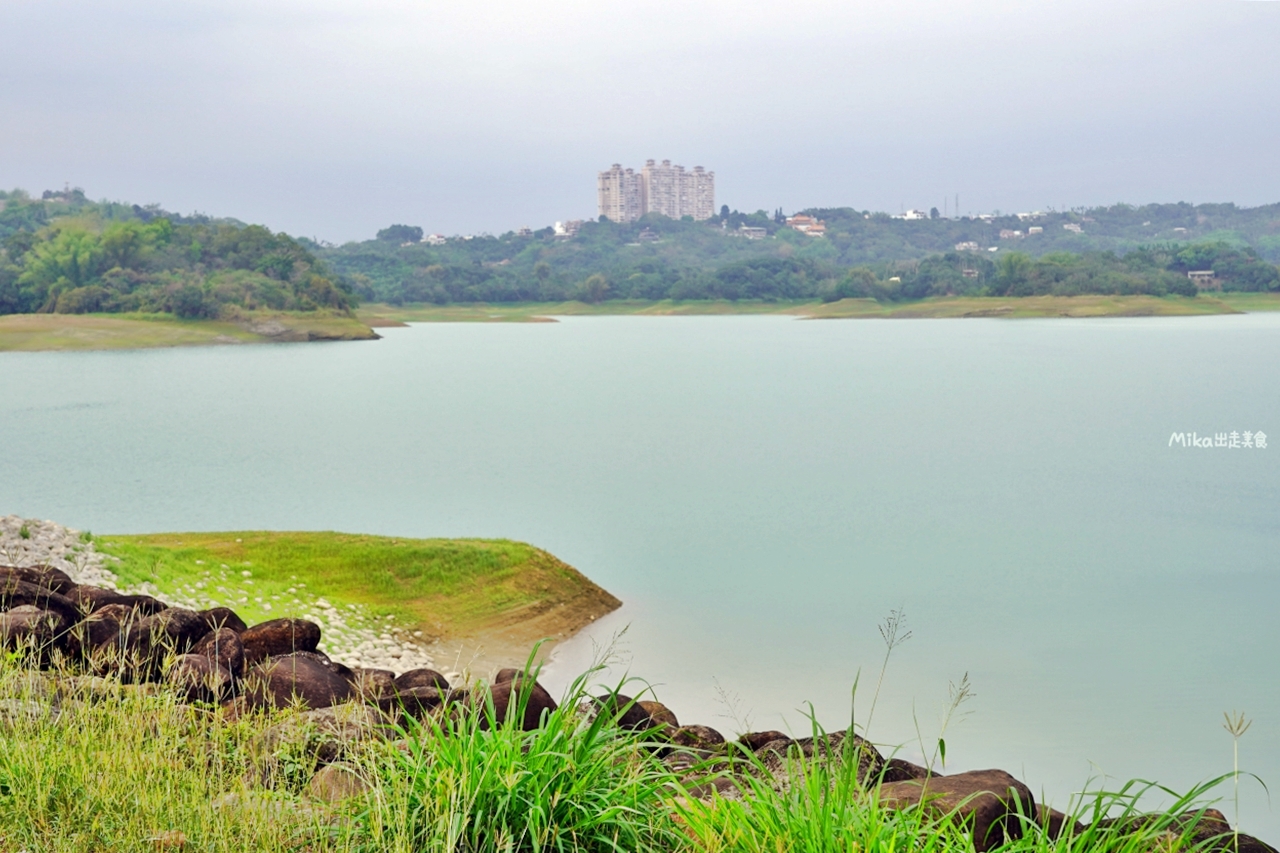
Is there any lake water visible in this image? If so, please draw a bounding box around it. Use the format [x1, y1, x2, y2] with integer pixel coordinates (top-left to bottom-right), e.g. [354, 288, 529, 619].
[1, 315, 1277, 835]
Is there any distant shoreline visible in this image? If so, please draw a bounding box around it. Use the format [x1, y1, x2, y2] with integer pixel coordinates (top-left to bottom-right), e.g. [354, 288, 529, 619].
[1, 293, 1276, 351]
[358, 293, 1280, 324]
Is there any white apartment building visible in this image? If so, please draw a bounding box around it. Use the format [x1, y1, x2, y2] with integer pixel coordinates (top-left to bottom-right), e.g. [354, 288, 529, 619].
[597, 165, 644, 224]
[597, 159, 715, 222]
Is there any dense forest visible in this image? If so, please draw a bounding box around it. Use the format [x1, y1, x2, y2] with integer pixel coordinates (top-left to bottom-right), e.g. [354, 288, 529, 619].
[2, 187, 1279, 315]
[0, 189, 354, 316]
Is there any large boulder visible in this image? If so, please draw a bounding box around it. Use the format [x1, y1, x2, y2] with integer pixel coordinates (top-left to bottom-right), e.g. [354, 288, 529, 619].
[242, 653, 353, 711]
[879, 769, 1035, 852]
[469, 677, 557, 730]
[125, 608, 207, 664]
[638, 700, 679, 732]
[240, 618, 322, 666]
[0, 577, 80, 624]
[0, 605, 68, 653]
[349, 667, 396, 700]
[198, 606, 248, 635]
[377, 685, 453, 720]
[67, 603, 135, 661]
[739, 730, 789, 752]
[393, 668, 451, 693]
[192, 627, 246, 679]
[670, 725, 726, 751]
[0, 565, 75, 594]
[166, 653, 232, 703]
[593, 693, 654, 731]
[64, 587, 167, 617]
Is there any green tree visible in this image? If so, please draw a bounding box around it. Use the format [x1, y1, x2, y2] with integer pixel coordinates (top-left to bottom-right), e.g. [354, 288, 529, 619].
[993, 252, 1033, 296]
[579, 273, 609, 303]
[376, 224, 424, 243]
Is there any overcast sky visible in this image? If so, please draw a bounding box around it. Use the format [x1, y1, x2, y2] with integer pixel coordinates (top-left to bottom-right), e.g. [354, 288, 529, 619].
[2, 0, 1278, 242]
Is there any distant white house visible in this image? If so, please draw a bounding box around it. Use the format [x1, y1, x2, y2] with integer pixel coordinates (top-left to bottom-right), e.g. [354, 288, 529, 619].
[1028, 226, 1044, 235]
[892, 209, 929, 221]
[1063, 223, 1083, 234]
[955, 241, 980, 252]
[1188, 270, 1218, 289]
[738, 225, 768, 240]
[424, 234, 447, 245]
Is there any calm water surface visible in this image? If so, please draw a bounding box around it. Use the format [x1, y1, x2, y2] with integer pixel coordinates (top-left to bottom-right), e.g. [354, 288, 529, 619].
[1, 315, 1277, 834]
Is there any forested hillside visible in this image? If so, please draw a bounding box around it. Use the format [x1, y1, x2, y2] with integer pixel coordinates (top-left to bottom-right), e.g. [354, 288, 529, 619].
[0, 189, 354, 316]
[322, 202, 1280, 305]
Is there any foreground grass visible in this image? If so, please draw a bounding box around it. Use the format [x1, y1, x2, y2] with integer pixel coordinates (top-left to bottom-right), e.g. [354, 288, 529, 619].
[0, 310, 378, 351]
[0, 667, 358, 851]
[0, 658, 1249, 853]
[98, 531, 620, 645]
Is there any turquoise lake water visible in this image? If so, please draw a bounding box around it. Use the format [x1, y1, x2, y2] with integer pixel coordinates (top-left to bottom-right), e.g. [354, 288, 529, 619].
[1, 314, 1276, 835]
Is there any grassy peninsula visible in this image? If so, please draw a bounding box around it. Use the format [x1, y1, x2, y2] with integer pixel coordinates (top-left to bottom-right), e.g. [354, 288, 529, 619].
[0, 310, 377, 351]
[97, 530, 620, 666]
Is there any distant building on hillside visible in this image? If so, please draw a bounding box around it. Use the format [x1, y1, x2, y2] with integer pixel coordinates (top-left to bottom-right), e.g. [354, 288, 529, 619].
[999, 229, 1023, 239]
[1188, 270, 1218, 289]
[892, 209, 929, 220]
[596, 159, 715, 222]
[738, 225, 768, 240]
[1063, 223, 1083, 234]
[955, 241, 980, 252]
[785, 214, 826, 236]
[424, 234, 447, 245]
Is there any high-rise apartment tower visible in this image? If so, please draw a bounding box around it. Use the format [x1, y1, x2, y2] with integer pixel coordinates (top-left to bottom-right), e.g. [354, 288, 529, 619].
[596, 159, 714, 223]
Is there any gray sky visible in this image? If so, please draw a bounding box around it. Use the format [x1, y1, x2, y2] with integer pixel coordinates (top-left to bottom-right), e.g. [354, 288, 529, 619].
[2, 0, 1278, 242]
